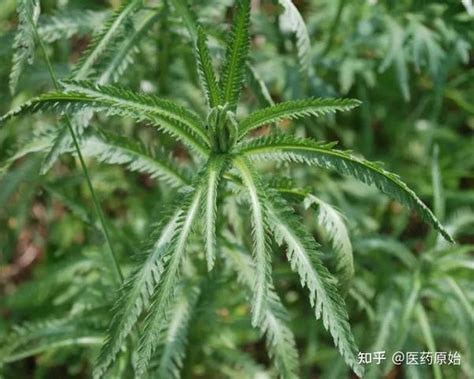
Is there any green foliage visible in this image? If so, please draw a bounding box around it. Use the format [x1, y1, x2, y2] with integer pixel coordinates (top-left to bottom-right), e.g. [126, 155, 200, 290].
[267, 190, 362, 376]
[304, 194, 354, 286]
[9, 0, 40, 94]
[196, 26, 222, 108]
[153, 284, 201, 379]
[38, 10, 108, 43]
[224, 242, 300, 378]
[236, 135, 453, 242]
[80, 130, 190, 188]
[219, 0, 251, 107]
[234, 156, 273, 327]
[93, 206, 182, 378]
[203, 156, 228, 271]
[0, 316, 103, 364]
[1, 1, 472, 378]
[135, 184, 203, 376]
[278, 0, 311, 72]
[1, 80, 210, 154]
[97, 10, 160, 85]
[238, 97, 361, 138]
[72, 0, 143, 80]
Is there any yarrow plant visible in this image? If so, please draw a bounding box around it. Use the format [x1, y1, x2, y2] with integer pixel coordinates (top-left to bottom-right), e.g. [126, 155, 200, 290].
[0, 0, 456, 378]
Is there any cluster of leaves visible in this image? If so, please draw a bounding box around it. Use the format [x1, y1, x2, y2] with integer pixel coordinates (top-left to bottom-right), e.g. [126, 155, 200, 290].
[0, 1, 472, 378]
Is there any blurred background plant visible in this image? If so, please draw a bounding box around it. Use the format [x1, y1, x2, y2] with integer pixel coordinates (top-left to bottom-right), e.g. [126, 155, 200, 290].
[0, 0, 472, 378]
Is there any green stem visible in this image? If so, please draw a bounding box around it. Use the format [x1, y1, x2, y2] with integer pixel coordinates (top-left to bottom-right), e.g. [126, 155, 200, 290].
[28, 13, 123, 284]
[322, 0, 347, 57]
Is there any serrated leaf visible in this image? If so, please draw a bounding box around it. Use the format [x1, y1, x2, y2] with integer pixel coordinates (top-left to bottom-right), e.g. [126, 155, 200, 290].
[195, 26, 222, 108]
[237, 135, 453, 242]
[266, 190, 363, 377]
[0, 133, 53, 176]
[1, 315, 103, 364]
[94, 206, 182, 378]
[223, 241, 299, 379]
[203, 155, 228, 271]
[38, 10, 108, 43]
[379, 17, 410, 101]
[305, 194, 354, 286]
[233, 156, 272, 326]
[238, 98, 361, 138]
[219, 0, 251, 108]
[98, 10, 160, 85]
[246, 64, 274, 107]
[9, 0, 40, 94]
[169, 0, 199, 38]
[154, 285, 200, 379]
[73, 0, 143, 80]
[1, 81, 210, 155]
[278, 0, 311, 72]
[80, 130, 190, 188]
[134, 180, 205, 376]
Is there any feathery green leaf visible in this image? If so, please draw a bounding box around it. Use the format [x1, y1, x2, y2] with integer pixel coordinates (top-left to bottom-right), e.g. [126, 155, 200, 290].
[1, 316, 103, 364]
[278, 0, 311, 72]
[0, 133, 53, 176]
[80, 130, 190, 188]
[93, 207, 182, 379]
[220, 0, 251, 107]
[38, 10, 108, 43]
[196, 26, 222, 108]
[155, 285, 201, 379]
[203, 155, 228, 271]
[266, 190, 363, 377]
[61, 80, 209, 144]
[73, 0, 143, 80]
[168, 0, 198, 38]
[9, 0, 40, 94]
[304, 194, 354, 286]
[97, 10, 161, 85]
[40, 124, 72, 174]
[135, 185, 204, 376]
[246, 65, 274, 107]
[233, 156, 272, 326]
[239, 98, 361, 138]
[262, 291, 300, 379]
[224, 240, 299, 379]
[0, 81, 210, 155]
[237, 135, 453, 242]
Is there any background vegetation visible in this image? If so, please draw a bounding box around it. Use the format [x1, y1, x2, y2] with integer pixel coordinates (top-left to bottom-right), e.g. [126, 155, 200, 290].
[0, 0, 473, 378]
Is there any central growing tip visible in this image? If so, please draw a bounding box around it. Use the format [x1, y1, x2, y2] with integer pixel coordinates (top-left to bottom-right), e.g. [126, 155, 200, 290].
[207, 105, 238, 153]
